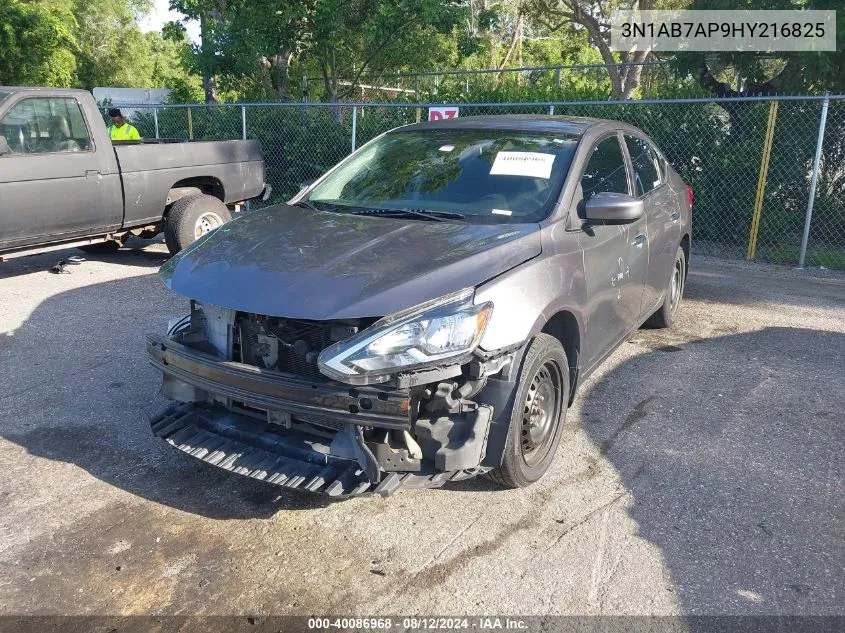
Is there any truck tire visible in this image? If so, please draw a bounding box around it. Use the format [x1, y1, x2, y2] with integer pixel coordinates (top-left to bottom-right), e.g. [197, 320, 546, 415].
[487, 333, 570, 489]
[645, 246, 686, 329]
[164, 194, 231, 255]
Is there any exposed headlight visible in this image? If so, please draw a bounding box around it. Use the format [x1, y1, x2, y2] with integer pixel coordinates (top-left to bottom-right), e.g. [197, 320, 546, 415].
[317, 289, 492, 385]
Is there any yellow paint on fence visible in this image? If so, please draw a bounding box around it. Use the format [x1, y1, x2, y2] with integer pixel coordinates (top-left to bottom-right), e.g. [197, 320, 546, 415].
[747, 100, 778, 260]
[187, 107, 193, 140]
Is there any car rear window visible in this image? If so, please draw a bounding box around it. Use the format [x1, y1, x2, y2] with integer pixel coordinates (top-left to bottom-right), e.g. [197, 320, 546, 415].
[308, 129, 580, 223]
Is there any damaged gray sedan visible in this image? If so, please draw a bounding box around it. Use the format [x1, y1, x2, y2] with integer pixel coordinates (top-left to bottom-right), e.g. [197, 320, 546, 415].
[147, 115, 692, 496]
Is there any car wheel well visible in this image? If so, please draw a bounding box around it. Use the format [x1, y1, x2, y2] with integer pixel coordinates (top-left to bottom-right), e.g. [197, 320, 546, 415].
[171, 177, 225, 203]
[540, 311, 580, 405]
[680, 233, 690, 275]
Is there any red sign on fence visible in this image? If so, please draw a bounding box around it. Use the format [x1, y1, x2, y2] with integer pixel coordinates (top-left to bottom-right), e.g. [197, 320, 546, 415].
[428, 107, 460, 121]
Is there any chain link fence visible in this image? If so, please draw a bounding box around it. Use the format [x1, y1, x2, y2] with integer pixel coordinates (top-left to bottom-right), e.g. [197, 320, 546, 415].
[119, 95, 844, 270]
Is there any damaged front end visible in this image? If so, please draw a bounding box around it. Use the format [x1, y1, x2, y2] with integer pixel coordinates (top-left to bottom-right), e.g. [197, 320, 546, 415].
[147, 292, 521, 497]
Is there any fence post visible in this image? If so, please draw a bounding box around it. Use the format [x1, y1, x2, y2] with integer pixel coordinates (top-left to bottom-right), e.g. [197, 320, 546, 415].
[351, 106, 357, 152]
[549, 105, 555, 115]
[798, 94, 830, 269]
[187, 107, 193, 140]
[153, 108, 159, 139]
[746, 100, 778, 261]
[241, 104, 250, 211]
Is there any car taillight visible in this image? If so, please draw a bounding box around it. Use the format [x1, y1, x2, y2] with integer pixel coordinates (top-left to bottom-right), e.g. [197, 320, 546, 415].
[686, 184, 693, 210]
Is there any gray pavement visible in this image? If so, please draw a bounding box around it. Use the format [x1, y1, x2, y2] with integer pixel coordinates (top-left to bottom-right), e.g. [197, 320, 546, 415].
[0, 242, 842, 616]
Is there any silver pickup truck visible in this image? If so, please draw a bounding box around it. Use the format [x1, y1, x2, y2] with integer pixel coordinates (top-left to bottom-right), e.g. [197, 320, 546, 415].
[0, 87, 269, 257]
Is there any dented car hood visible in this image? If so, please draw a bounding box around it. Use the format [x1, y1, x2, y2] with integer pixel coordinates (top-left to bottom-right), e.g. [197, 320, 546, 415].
[160, 204, 541, 320]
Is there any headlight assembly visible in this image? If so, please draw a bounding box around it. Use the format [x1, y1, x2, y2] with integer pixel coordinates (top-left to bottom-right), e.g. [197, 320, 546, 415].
[317, 289, 492, 385]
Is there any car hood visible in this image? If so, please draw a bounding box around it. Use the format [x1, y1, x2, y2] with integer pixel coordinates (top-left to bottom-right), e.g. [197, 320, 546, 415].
[160, 204, 541, 320]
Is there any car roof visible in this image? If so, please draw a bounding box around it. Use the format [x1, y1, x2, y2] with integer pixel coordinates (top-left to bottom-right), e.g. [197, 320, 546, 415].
[399, 114, 635, 136]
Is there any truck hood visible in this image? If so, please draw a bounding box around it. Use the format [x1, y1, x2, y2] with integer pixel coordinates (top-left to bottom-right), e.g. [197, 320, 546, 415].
[160, 204, 541, 320]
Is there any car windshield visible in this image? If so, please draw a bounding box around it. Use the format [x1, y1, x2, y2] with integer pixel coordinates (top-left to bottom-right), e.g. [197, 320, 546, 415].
[0, 91, 8, 104]
[307, 128, 580, 224]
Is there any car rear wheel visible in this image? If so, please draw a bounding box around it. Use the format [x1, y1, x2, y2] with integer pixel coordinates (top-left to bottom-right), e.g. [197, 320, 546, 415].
[164, 194, 231, 255]
[487, 333, 569, 489]
[646, 245, 686, 328]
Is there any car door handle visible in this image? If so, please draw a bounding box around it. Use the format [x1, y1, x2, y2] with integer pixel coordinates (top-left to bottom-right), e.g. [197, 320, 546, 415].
[669, 212, 680, 221]
[85, 170, 101, 181]
[631, 234, 646, 247]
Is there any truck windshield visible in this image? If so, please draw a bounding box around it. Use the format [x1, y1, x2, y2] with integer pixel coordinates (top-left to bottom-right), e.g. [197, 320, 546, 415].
[307, 129, 580, 224]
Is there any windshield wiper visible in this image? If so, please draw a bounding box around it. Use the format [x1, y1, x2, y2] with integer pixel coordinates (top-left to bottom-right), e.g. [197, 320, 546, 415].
[350, 208, 465, 222]
[293, 199, 321, 212]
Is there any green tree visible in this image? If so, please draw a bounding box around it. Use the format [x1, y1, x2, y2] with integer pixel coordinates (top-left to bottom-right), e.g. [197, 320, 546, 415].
[523, 0, 656, 99]
[0, 0, 78, 87]
[674, 0, 845, 95]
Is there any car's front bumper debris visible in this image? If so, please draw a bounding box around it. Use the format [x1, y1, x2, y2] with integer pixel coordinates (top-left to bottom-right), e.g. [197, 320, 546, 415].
[150, 403, 477, 497]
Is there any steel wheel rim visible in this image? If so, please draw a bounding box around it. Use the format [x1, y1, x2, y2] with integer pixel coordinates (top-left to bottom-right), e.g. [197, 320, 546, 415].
[194, 212, 223, 239]
[669, 258, 683, 313]
[520, 360, 563, 467]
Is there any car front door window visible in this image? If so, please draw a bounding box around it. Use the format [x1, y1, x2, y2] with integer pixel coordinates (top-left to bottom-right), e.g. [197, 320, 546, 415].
[580, 135, 630, 200]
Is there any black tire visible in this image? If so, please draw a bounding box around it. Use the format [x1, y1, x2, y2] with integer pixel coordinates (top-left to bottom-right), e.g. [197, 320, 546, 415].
[487, 333, 570, 489]
[78, 240, 121, 254]
[164, 194, 231, 255]
[645, 246, 686, 329]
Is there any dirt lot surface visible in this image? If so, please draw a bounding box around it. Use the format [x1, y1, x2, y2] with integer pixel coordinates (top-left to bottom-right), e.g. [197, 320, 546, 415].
[0, 242, 842, 617]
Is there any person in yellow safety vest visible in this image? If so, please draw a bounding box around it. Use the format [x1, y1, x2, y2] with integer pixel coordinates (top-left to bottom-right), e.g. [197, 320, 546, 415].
[107, 108, 141, 141]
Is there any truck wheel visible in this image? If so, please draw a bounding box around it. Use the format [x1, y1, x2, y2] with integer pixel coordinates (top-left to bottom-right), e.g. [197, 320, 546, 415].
[645, 246, 686, 329]
[487, 333, 569, 489]
[164, 194, 231, 255]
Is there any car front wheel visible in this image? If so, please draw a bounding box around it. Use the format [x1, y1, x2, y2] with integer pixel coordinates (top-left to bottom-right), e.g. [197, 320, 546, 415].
[487, 333, 570, 489]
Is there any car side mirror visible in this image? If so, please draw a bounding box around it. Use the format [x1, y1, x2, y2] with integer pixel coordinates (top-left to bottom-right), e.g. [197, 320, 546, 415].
[584, 192, 644, 223]
[299, 178, 315, 191]
[0, 135, 10, 156]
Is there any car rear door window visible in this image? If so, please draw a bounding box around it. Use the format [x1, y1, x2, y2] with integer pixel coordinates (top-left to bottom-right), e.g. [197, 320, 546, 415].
[0, 97, 92, 154]
[580, 135, 629, 199]
[624, 135, 663, 197]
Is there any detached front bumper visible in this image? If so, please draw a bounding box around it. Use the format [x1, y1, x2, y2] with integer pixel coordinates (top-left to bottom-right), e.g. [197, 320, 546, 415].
[146, 335, 503, 496]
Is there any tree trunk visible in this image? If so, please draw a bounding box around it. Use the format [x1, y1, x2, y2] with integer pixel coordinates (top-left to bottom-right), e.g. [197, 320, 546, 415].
[200, 13, 218, 104]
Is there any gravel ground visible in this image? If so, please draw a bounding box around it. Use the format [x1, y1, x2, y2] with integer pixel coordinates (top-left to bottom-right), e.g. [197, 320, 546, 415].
[0, 242, 842, 617]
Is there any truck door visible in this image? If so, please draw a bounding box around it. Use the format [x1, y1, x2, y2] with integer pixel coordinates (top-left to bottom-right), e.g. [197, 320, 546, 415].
[576, 133, 648, 369]
[0, 95, 121, 251]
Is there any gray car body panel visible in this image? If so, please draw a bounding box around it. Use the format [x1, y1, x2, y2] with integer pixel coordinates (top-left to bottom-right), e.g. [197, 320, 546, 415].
[160, 204, 543, 320]
[0, 86, 266, 253]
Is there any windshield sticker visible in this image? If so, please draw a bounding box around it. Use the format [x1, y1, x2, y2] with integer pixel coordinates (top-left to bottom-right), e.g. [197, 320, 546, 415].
[492, 208, 513, 216]
[490, 151, 556, 179]
[438, 144, 455, 152]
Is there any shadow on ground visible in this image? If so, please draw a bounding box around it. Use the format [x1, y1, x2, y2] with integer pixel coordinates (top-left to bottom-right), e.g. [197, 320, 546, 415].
[0, 240, 169, 281]
[576, 325, 844, 615]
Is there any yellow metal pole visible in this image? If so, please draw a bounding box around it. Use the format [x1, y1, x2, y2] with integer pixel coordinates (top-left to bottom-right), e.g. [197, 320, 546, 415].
[747, 100, 778, 260]
[416, 107, 422, 124]
[187, 107, 194, 140]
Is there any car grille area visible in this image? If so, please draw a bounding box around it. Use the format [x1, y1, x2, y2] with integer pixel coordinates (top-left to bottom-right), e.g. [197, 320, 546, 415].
[235, 313, 377, 380]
